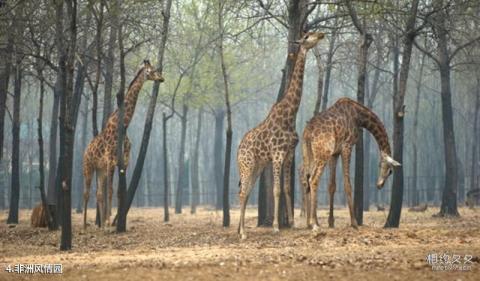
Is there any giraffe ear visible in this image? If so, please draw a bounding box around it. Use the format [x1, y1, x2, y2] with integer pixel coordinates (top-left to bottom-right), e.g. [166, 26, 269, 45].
[385, 155, 401, 167]
[143, 59, 151, 66]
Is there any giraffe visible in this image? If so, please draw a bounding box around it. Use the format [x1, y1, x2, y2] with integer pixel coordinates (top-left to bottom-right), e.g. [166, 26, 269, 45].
[301, 97, 401, 230]
[237, 31, 325, 239]
[82, 60, 164, 229]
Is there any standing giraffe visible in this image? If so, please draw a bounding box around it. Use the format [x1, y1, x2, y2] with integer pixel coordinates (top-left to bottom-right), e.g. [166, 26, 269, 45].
[237, 32, 325, 239]
[83, 60, 164, 228]
[301, 97, 400, 230]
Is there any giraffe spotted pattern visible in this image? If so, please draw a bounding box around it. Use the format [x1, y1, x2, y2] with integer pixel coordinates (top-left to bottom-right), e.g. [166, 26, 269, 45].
[237, 32, 325, 240]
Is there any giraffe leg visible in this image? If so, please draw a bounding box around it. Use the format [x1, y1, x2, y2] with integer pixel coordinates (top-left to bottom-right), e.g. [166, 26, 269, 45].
[308, 160, 327, 231]
[107, 167, 114, 226]
[283, 151, 295, 227]
[299, 165, 312, 228]
[304, 179, 311, 229]
[238, 164, 261, 240]
[298, 166, 306, 218]
[96, 171, 107, 229]
[238, 176, 253, 240]
[83, 165, 93, 229]
[341, 147, 358, 229]
[272, 156, 285, 233]
[328, 156, 339, 228]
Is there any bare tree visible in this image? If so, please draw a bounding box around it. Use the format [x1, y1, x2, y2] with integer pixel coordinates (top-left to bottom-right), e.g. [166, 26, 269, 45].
[414, 0, 480, 217]
[6, 8, 23, 224]
[217, 0, 233, 227]
[411, 53, 426, 207]
[122, 0, 172, 218]
[0, 3, 12, 162]
[385, 0, 420, 227]
[116, 19, 127, 233]
[345, 0, 373, 226]
[191, 109, 202, 214]
[54, 0, 78, 250]
[102, 0, 119, 128]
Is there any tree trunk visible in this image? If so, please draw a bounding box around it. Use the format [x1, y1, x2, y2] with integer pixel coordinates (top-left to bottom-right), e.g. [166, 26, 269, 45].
[345, 0, 372, 226]
[385, 36, 403, 227]
[312, 46, 324, 115]
[437, 63, 459, 216]
[102, 0, 119, 128]
[214, 109, 225, 210]
[75, 100, 88, 213]
[116, 21, 127, 233]
[321, 25, 337, 111]
[72, 9, 90, 214]
[89, 1, 105, 227]
[470, 79, 480, 194]
[175, 103, 188, 214]
[258, 165, 273, 226]
[435, 3, 459, 216]
[363, 33, 383, 212]
[0, 19, 12, 209]
[122, 0, 172, 218]
[89, 0, 104, 137]
[47, 80, 60, 221]
[411, 54, 425, 207]
[191, 109, 202, 214]
[272, 0, 307, 228]
[384, 0, 419, 227]
[218, 0, 232, 226]
[55, 0, 77, 251]
[162, 113, 171, 221]
[353, 33, 371, 226]
[36, 66, 54, 229]
[7, 47, 22, 224]
[0, 16, 12, 162]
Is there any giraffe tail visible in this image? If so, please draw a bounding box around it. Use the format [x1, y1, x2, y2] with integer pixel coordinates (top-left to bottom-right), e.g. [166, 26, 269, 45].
[301, 136, 314, 194]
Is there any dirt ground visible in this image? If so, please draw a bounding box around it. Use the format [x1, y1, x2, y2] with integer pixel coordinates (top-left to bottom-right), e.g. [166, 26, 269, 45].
[0, 206, 479, 281]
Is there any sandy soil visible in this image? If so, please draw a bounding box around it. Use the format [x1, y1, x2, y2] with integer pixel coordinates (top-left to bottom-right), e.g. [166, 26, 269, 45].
[0, 206, 479, 281]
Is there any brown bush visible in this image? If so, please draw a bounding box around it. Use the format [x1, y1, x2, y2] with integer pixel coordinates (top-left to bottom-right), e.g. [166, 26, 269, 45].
[31, 203, 47, 228]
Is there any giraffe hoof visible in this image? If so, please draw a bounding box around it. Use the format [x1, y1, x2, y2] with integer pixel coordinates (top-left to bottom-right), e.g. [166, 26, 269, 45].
[312, 224, 320, 232]
[272, 227, 280, 234]
[351, 224, 359, 230]
[240, 233, 247, 240]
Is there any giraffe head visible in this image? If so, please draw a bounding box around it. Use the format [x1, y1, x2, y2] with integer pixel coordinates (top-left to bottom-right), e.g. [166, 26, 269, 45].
[143, 60, 164, 82]
[295, 31, 325, 49]
[376, 152, 401, 188]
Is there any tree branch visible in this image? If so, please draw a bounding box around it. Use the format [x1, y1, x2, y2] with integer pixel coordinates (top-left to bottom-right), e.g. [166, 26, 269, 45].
[345, 0, 365, 35]
[449, 35, 480, 62]
[257, 0, 288, 28]
[413, 39, 440, 66]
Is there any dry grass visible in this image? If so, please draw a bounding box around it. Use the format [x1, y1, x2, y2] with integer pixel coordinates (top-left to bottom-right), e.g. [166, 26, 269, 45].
[0, 206, 479, 280]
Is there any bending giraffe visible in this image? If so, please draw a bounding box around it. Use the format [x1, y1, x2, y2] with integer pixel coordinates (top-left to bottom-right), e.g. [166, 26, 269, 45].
[301, 98, 400, 230]
[82, 60, 164, 229]
[237, 32, 325, 239]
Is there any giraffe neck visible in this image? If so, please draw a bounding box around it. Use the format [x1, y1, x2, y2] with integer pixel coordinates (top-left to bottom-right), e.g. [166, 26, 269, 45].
[281, 46, 308, 117]
[123, 68, 146, 127]
[353, 102, 391, 156]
